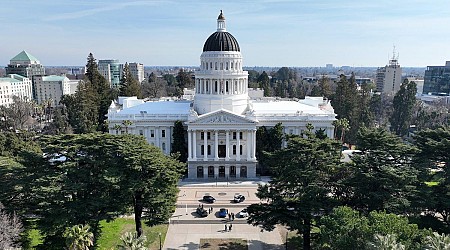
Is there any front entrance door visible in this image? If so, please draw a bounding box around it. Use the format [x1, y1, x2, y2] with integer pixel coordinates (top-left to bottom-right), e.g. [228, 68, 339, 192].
[240, 166, 247, 178]
[197, 166, 204, 178]
[219, 166, 225, 178]
[218, 145, 226, 158]
[208, 166, 214, 178]
[230, 166, 236, 178]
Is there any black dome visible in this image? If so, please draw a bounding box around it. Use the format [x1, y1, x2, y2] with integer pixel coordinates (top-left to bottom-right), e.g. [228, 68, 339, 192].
[203, 32, 240, 52]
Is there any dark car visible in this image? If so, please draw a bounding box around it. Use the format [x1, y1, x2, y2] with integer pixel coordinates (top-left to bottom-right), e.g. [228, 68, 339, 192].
[233, 194, 245, 203]
[196, 207, 208, 217]
[218, 208, 228, 218]
[203, 195, 216, 203]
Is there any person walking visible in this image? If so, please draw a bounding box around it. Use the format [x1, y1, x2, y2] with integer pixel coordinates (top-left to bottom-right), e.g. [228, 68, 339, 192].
[232, 213, 235, 221]
[225, 224, 227, 232]
[229, 224, 232, 231]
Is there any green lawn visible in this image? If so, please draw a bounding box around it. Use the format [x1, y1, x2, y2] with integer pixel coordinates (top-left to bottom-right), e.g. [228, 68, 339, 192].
[97, 218, 168, 250]
[27, 218, 168, 250]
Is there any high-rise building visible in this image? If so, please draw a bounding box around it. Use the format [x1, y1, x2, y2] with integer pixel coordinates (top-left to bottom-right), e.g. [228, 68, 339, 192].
[5, 51, 45, 79]
[0, 74, 33, 106]
[376, 52, 402, 94]
[128, 62, 145, 83]
[98, 59, 122, 88]
[423, 61, 450, 95]
[34, 75, 78, 107]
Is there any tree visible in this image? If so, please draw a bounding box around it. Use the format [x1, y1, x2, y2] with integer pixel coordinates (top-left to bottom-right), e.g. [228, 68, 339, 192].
[413, 127, 450, 231]
[0, 96, 34, 131]
[175, 69, 193, 91]
[367, 234, 405, 250]
[318, 75, 332, 99]
[64, 224, 94, 250]
[333, 118, 350, 143]
[119, 63, 142, 98]
[44, 106, 73, 135]
[118, 232, 147, 250]
[425, 232, 450, 250]
[345, 127, 418, 214]
[142, 72, 166, 98]
[390, 80, 417, 137]
[257, 71, 271, 96]
[122, 120, 133, 134]
[0, 203, 23, 250]
[247, 133, 342, 250]
[171, 120, 187, 163]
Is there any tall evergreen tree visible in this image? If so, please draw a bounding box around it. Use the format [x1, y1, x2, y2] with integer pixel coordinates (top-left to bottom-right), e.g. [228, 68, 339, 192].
[318, 75, 332, 99]
[257, 71, 271, 96]
[247, 133, 342, 250]
[390, 80, 417, 137]
[119, 63, 142, 98]
[171, 120, 187, 163]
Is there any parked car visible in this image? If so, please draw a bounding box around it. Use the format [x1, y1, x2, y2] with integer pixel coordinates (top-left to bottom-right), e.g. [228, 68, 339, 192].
[203, 195, 216, 203]
[234, 194, 245, 203]
[218, 208, 228, 218]
[196, 207, 208, 217]
[237, 208, 248, 218]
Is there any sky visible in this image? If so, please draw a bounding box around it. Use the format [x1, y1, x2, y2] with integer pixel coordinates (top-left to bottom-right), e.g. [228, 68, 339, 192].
[1, 0, 449, 67]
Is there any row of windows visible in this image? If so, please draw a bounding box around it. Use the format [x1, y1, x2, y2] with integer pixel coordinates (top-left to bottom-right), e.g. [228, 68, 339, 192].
[202, 61, 241, 71]
[200, 145, 243, 155]
[136, 129, 166, 138]
[200, 132, 243, 140]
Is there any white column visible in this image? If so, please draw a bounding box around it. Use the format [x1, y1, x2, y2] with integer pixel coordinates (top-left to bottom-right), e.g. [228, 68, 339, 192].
[225, 166, 230, 178]
[236, 130, 241, 161]
[188, 130, 192, 160]
[193, 130, 197, 160]
[203, 166, 208, 178]
[236, 164, 241, 178]
[203, 130, 208, 161]
[155, 127, 160, 148]
[247, 130, 251, 161]
[167, 127, 171, 154]
[214, 130, 219, 160]
[225, 130, 230, 160]
[252, 129, 256, 159]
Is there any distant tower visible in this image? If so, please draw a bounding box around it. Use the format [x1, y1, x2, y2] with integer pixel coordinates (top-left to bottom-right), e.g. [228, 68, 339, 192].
[194, 11, 249, 115]
[98, 59, 122, 88]
[5, 51, 45, 79]
[376, 47, 402, 94]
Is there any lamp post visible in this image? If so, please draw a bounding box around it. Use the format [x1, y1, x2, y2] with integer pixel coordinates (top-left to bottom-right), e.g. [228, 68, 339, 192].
[285, 231, 288, 250]
[159, 232, 162, 250]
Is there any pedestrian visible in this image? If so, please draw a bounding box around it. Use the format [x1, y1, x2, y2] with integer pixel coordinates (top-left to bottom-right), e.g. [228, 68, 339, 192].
[228, 213, 231, 220]
[232, 213, 235, 221]
[225, 224, 227, 232]
[229, 224, 232, 231]
[211, 207, 213, 212]
[201, 204, 204, 209]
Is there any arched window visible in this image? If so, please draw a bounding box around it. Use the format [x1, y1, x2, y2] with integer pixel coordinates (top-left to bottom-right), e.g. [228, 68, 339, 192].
[197, 166, 204, 178]
[240, 166, 247, 178]
[215, 62, 217, 70]
[215, 81, 218, 93]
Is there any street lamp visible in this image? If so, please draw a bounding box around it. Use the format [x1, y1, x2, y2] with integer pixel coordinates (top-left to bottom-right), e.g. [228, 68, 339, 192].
[159, 232, 162, 250]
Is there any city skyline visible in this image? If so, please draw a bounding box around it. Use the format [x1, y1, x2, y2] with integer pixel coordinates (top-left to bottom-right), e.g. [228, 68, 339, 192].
[1, 0, 449, 67]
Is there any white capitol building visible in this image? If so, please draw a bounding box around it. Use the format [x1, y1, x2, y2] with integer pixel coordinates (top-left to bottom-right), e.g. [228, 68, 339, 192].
[108, 11, 336, 179]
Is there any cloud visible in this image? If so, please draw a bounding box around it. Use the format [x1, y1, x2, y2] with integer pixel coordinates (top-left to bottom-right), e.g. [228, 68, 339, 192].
[44, 0, 169, 21]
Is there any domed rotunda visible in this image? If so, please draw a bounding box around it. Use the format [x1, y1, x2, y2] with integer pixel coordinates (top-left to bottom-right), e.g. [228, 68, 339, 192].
[194, 11, 249, 115]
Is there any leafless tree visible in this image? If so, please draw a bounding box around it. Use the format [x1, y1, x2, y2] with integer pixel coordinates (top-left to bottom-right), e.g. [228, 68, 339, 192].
[0, 203, 23, 250]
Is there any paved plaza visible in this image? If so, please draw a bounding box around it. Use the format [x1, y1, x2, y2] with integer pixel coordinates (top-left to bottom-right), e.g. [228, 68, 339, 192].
[163, 179, 284, 250]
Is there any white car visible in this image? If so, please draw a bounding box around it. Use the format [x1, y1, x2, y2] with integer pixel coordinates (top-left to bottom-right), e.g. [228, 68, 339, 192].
[238, 208, 248, 218]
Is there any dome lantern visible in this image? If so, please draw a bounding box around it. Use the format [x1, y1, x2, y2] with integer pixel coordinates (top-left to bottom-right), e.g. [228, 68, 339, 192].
[217, 10, 226, 32]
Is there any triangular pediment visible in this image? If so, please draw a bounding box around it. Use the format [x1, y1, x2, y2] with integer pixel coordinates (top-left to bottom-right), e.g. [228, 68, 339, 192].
[188, 109, 256, 125]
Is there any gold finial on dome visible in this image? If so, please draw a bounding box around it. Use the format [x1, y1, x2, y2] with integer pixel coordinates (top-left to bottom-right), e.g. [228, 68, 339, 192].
[218, 10, 225, 20]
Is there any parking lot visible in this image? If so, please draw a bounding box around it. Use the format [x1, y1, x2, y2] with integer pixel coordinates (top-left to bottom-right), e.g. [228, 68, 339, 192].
[163, 180, 284, 250]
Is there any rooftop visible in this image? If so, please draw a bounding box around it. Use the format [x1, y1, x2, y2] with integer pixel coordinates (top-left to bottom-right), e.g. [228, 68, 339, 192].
[40, 75, 68, 82]
[117, 100, 192, 115]
[10, 50, 40, 63]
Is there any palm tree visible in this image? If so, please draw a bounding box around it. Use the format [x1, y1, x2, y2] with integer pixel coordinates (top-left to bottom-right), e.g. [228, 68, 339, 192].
[367, 234, 405, 250]
[64, 224, 94, 250]
[118, 232, 147, 250]
[122, 120, 133, 134]
[113, 124, 122, 134]
[339, 118, 350, 143]
[425, 232, 450, 250]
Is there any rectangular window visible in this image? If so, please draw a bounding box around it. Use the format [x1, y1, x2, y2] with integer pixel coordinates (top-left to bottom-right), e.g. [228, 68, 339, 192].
[207, 132, 211, 140]
[233, 132, 236, 140]
[162, 129, 166, 138]
[240, 145, 243, 155]
[150, 130, 155, 137]
[162, 143, 166, 151]
[139, 130, 144, 136]
[233, 145, 236, 155]
[201, 145, 204, 155]
[207, 145, 211, 155]
[239, 132, 243, 139]
[201, 132, 204, 140]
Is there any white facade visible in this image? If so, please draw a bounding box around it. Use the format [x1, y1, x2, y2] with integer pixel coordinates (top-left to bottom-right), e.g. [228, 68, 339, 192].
[0, 74, 33, 106]
[107, 12, 336, 180]
[129, 62, 145, 83]
[34, 75, 72, 107]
